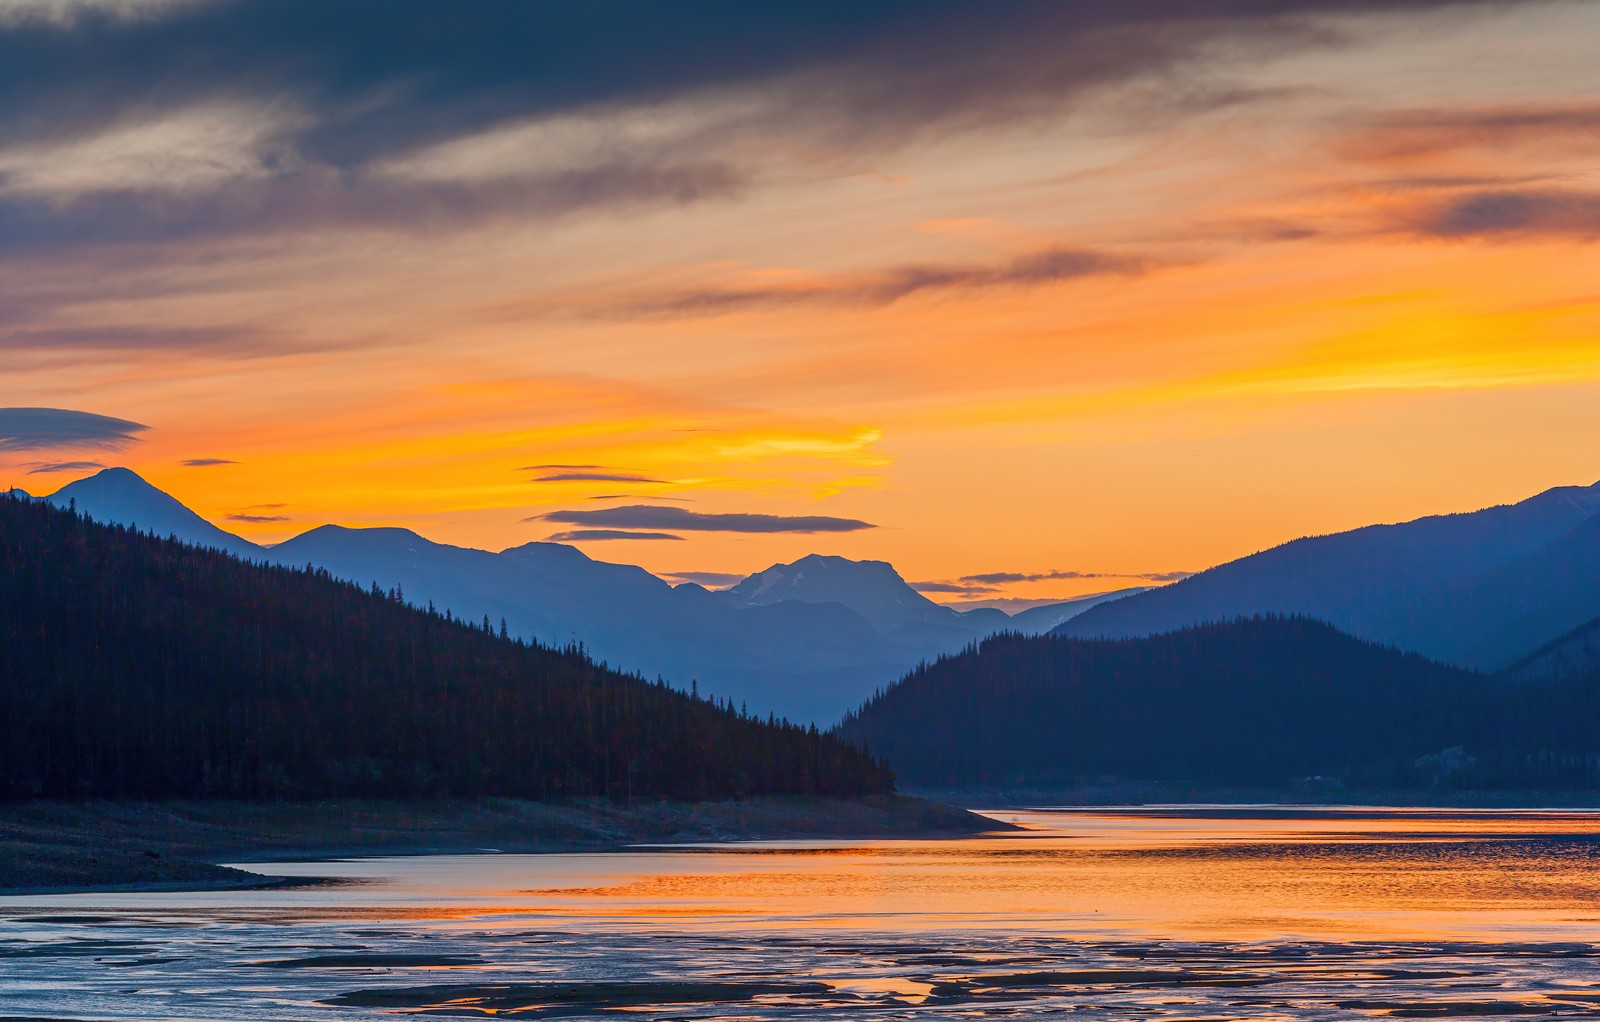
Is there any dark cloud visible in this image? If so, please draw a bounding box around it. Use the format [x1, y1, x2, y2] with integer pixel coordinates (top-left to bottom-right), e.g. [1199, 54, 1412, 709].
[540, 504, 876, 534]
[182, 457, 237, 467]
[225, 512, 291, 523]
[660, 570, 747, 588]
[25, 459, 107, 474]
[0, 162, 748, 254]
[538, 471, 666, 483]
[0, 407, 148, 451]
[546, 529, 683, 542]
[0, 0, 1510, 248]
[1408, 189, 1600, 240]
[608, 246, 1153, 318]
[960, 568, 1193, 584]
[911, 580, 999, 595]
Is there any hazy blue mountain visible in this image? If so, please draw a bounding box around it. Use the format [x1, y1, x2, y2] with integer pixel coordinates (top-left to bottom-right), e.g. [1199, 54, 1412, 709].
[45, 467, 263, 560]
[32, 468, 1134, 721]
[1057, 480, 1600, 670]
[721, 554, 973, 632]
[1008, 588, 1148, 634]
[1398, 511, 1600, 669]
[1501, 614, 1600, 685]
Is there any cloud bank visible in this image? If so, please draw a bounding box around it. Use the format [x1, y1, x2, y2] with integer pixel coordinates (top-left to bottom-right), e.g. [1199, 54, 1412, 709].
[0, 407, 149, 451]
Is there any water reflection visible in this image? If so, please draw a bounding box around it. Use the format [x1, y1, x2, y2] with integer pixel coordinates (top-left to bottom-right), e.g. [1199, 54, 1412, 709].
[3, 807, 1600, 1020]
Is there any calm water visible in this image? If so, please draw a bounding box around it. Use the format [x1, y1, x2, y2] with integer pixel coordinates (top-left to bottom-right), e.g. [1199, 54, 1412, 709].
[4, 807, 1600, 1019]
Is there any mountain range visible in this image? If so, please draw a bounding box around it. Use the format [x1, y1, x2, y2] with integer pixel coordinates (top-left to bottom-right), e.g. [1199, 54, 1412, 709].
[0, 492, 889, 801]
[28, 468, 1120, 722]
[30, 468, 1600, 723]
[1056, 478, 1600, 673]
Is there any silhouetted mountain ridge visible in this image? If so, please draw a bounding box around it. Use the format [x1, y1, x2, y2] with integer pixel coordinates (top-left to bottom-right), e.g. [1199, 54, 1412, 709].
[839, 617, 1600, 791]
[37, 468, 1110, 721]
[0, 493, 892, 800]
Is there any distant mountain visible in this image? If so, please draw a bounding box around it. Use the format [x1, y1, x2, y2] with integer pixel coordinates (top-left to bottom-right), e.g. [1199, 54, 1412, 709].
[1006, 588, 1148, 634]
[46, 467, 261, 560]
[0, 493, 891, 801]
[32, 468, 1136, 721]
[1500, 614, 1600, 685]
[721, 554, 966, 632]
[1057, 481, 1600, 671]
[838, 617, 1600, 791]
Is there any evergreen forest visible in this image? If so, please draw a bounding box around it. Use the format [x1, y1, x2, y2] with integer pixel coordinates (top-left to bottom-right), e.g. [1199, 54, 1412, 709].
[838, 618, 1600, 790]
[0, 494, 893, 800]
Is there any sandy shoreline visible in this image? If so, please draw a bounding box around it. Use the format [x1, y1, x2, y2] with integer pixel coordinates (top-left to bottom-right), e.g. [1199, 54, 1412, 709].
[0, 795, 1004, 895]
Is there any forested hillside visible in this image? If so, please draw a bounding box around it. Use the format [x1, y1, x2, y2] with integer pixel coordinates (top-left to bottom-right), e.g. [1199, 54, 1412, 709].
[838, 618, 1600, 790]
[0, 494, 892, 800]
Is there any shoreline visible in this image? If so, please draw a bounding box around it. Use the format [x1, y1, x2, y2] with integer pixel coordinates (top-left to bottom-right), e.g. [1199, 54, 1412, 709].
[0, 794, 1006, 895]
[908, 783, 1600, 810]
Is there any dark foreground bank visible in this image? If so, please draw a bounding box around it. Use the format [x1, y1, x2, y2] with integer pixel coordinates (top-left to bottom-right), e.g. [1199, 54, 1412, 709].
[0, 795, 1005, 894]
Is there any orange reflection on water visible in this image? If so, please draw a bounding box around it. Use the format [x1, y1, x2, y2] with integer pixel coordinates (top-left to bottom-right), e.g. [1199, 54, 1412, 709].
[179, 807, 1600, 943]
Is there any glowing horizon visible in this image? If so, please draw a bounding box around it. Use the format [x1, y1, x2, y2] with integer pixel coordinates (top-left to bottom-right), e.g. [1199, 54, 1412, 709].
[3, 1, 1598, 605]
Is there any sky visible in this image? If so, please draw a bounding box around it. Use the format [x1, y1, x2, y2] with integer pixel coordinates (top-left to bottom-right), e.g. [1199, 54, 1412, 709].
[1, 0, 1598, 605]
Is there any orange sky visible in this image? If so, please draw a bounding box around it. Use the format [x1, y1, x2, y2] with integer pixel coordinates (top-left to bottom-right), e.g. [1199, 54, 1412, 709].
[3, 1, 1598, 604]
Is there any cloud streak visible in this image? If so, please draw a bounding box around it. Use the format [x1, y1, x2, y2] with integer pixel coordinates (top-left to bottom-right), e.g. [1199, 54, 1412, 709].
[182, 457, 237, 467]
[539, 504, 876, 534]
[1406, 188, 1600, 240]
[225, 512, 291, 523]
[546, 529, 683, 542]
[606, 246, 1154, 318]
[25, 459, 107, 474]
[949, 568, 1193, 586]
[0, 407, 148, 451]
[537, 471, 666, 483]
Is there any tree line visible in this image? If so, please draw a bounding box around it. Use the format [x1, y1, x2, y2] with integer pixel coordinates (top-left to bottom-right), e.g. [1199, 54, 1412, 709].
[838, 616, 1600, 790]
[0, 494, 893, 800]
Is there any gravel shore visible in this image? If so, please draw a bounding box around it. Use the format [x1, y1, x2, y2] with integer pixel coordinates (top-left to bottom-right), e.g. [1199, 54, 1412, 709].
[0, 795, 1004, 894]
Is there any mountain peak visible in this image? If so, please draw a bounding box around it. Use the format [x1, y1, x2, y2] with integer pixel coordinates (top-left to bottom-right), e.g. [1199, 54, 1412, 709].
[46, 467, 260, 559]
[723, 553, 953, 633]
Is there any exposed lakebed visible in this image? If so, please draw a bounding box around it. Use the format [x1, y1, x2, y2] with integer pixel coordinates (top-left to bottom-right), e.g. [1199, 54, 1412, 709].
[3, 807, 1600, 1020]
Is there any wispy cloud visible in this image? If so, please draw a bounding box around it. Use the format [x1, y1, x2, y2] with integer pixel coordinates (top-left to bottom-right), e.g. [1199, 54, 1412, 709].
[25, 459, 107, 474]
[604, 246, 1153, 318]
[181, 457, 237, 467]
[538, 504, 876, 534]
[537, 471, 666, 483]
[1342, 102, 1600, 163]
[0, 407, 148, 451]
[225, 512, 291, 523]
[546, 528, 683, 542]
[957, 568, 1193, 585]
[911, 579, 998, 595]
[0, 0, 1509, 250]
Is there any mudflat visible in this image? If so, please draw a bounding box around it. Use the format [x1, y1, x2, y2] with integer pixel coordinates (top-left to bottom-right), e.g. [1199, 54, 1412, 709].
[0, 795, 1002, 893]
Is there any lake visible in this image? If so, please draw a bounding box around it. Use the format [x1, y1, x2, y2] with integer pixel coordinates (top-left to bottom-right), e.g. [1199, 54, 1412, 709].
[4, 806, 1600, 1019]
